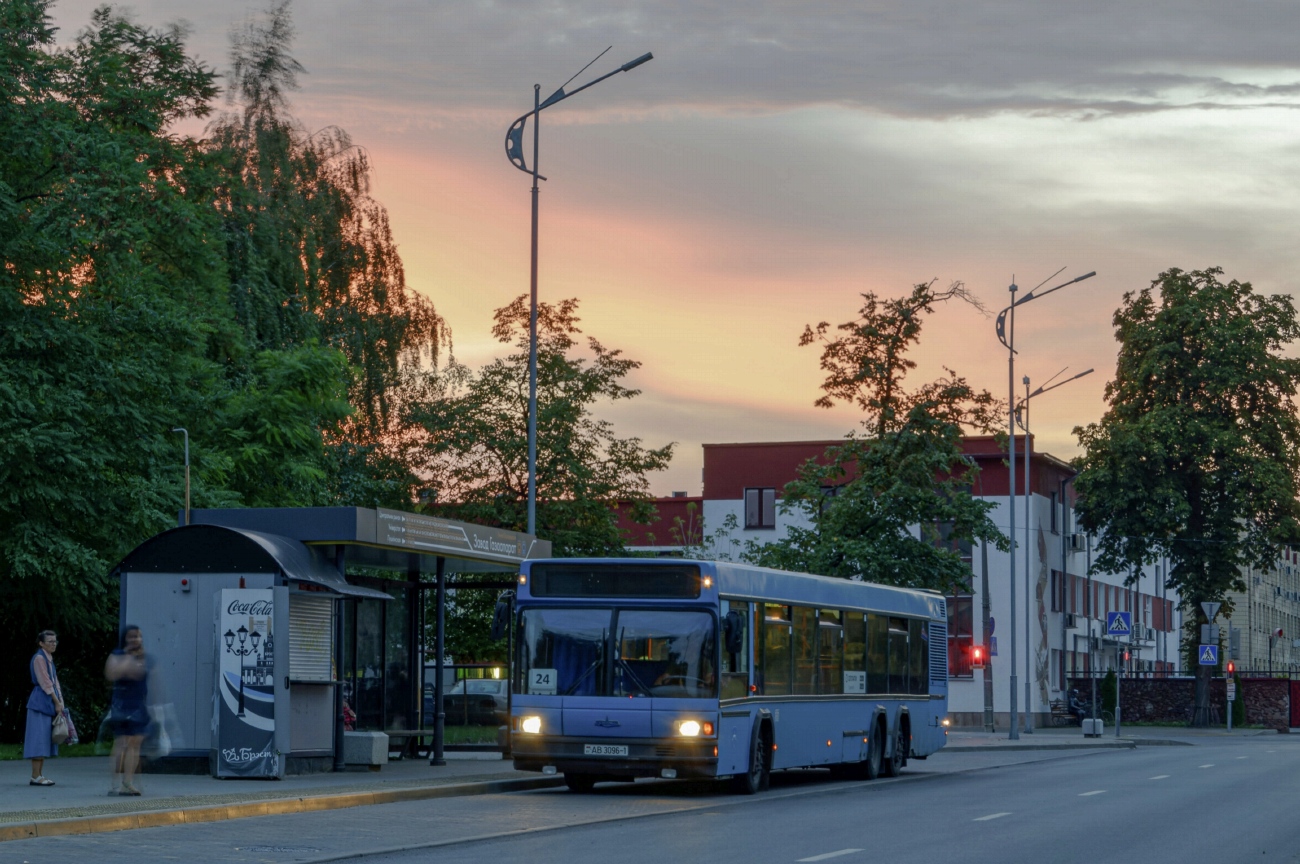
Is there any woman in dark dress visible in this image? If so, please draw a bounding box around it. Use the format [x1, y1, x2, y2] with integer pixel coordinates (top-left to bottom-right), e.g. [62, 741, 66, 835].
[25, 630, 64, 786]
[105, 625, 151, 795]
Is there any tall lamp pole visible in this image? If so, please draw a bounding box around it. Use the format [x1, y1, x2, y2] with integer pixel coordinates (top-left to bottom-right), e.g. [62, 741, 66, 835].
[995, 268, 1095, 739]
[171, 427, 190, 525]
[504, 49, 653, 535]
[1015, 367, 1093, 733]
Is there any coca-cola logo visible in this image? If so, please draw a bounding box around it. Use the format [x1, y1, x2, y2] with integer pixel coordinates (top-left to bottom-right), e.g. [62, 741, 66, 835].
[227, 599, 273, 616]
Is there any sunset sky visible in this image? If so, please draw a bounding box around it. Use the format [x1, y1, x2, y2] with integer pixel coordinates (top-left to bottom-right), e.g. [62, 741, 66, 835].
[52, 1, 1300, 495]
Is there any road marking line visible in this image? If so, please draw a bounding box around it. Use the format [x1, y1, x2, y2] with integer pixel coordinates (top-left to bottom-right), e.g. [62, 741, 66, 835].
[1079, 790, 1106, 796]
[1236, 756, 1248, 760]
[1149, 775, 1169, 780]
[973, 812, 1011, 822]
[797, 850, 863, 862]
[1199, 764, 1214, 768]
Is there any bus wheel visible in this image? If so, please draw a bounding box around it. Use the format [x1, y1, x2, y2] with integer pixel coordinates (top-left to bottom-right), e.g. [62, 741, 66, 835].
[864, 723, 883, 780]
[565, 773, 597, 793]
[882, 725, 908, 778]
[733, 723, 770, 795]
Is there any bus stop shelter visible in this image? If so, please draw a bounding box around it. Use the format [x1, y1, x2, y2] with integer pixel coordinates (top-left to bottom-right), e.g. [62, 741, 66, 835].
[113, 507, 548, 775]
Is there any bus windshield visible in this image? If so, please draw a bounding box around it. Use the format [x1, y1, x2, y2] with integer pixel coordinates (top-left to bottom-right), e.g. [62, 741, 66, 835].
[520, 608, 716, 698]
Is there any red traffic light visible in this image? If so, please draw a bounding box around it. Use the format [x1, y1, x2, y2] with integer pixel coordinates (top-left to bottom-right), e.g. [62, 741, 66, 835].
[1227, 660, 1236, 674]
[970, 646, 985, 669]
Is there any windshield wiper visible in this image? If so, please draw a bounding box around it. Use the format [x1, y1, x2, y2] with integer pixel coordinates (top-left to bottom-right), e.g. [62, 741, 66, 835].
[562, 631, 607, 695]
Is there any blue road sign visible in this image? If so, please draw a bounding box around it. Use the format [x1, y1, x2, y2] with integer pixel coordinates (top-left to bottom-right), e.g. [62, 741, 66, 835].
[990, 636, 997, 657]
[1106, 611, 1132, 637]
[1198, 644, 1219, 666]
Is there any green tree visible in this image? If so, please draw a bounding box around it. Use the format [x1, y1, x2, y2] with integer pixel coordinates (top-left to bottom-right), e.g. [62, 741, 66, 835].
[748, 282, 1007, 591]
[410, 295, 673, 556]
[0, 0, 231, 735]
[207, 1, 446, 504]
[1073, 267, 1300, 725]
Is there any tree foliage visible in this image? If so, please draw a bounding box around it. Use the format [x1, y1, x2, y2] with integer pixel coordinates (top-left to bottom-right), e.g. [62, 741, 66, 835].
[0, 0, 446, 738]
[410, 296, 673, 557]
[1073, 267, 1300, 720]
[747, 282, 1007, 591]
[207, 1, 447, 505]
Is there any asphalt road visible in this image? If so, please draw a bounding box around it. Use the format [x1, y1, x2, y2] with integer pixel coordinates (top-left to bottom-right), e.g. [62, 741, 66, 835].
[10, 739, 1300, 864]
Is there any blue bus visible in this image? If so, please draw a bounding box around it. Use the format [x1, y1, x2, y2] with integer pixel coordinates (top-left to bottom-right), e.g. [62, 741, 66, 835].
[508, 558, 949, 793]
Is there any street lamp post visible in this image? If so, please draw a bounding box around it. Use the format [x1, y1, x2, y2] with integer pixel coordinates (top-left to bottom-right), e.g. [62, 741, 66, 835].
[172, 427, 189, 525]
[504, 49, 653, 536]
[995, 268, 1095, 739]
[1015, 367, 1093, 733]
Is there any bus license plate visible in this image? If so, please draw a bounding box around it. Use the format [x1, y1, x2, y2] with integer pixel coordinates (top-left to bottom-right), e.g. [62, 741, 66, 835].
[583, 744, 628, 757]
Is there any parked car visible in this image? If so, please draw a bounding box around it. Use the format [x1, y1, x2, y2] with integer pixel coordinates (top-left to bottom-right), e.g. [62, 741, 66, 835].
[425, 678, 509, 726]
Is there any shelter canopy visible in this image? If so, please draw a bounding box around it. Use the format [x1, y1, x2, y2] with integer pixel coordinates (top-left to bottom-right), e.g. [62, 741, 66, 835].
[188, 507, 550, 575]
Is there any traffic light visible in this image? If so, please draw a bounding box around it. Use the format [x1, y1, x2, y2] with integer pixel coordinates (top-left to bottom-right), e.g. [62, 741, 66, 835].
[970, 645, 985, 669]
[1123, 651, 1130, 663]
[1226, 660, 1236, 675]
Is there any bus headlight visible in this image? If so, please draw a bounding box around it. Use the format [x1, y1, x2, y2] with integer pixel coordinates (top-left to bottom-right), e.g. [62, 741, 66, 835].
[675, 720, 714, 737]
[520, 716, 542, 734]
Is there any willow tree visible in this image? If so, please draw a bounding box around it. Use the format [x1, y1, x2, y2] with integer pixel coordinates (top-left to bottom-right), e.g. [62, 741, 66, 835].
[208, 1, 446, 505]
[749, 282, 1007, 591]
[1073, 268, 1300, 725]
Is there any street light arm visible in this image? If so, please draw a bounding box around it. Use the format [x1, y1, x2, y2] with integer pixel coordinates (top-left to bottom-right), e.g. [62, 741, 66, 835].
[504, 52, 653, 176]
[1026, 368, 1094, 401]
[1017, 270, 1096, 307]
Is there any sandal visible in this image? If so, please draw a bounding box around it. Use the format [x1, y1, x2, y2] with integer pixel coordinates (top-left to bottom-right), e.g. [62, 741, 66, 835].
[29, 776, 55, 786]
[120, 784, 142, 796]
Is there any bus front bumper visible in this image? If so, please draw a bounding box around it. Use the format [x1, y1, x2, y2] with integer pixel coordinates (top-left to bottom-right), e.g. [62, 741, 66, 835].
[512, 736, 719, 779]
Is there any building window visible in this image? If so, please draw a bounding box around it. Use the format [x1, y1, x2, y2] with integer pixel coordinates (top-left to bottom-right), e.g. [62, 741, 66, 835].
[744, 487, 776, 529]
[1050, 491, 1059, 533]
[947, 595, 973, 678]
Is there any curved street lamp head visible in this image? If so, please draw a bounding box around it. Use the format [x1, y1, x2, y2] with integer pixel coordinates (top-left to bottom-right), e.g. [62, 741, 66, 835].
[504, 50, 654, 176]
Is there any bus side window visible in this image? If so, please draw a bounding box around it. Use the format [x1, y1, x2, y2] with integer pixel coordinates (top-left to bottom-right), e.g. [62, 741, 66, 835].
[793, 606, 817, 696]
[762, 604, 792, 696]
[888, 617, 909, 694]
[867, 612, 888, 693]
[909, 618, 928, 695]
[843, 613, 866, 694]
[720, 601, 749, 700]
[818, 609, 843, 695]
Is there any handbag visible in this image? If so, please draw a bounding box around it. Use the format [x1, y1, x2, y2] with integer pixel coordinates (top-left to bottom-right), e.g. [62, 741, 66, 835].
[51, 711, 70, 745]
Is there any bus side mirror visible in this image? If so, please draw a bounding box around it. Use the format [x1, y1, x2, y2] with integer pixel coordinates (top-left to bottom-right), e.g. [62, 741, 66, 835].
[723, 610, 745, 654]
[490, 599, 512, 641]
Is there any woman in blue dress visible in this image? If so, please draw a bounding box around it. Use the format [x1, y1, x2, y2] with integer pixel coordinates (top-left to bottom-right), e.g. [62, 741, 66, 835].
[25, 630, 64, 786]
[105, 625, 151, 795]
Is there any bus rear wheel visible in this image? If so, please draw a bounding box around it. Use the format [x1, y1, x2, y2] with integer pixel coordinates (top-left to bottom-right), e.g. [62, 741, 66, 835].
[565, 773, 597, 793]
[733, 724, 770, 795]
[882, 725, 908, 778]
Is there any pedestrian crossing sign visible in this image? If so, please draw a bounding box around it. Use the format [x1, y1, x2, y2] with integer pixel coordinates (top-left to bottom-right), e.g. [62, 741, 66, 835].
[1198, 644, 1219, 665]
[1106, 611, 1132, 636]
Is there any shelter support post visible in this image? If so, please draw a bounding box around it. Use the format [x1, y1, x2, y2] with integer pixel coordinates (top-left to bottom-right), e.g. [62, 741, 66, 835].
[407, 554, 421, 741]
[333, 545, 347, 772]
[431, 556, 447, 766]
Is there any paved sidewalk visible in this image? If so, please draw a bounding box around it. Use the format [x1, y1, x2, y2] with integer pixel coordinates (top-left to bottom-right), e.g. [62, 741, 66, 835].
[945, 723, 1288, 750]
[0, 751, 556, 842]
[4, 725, 1286, 842]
